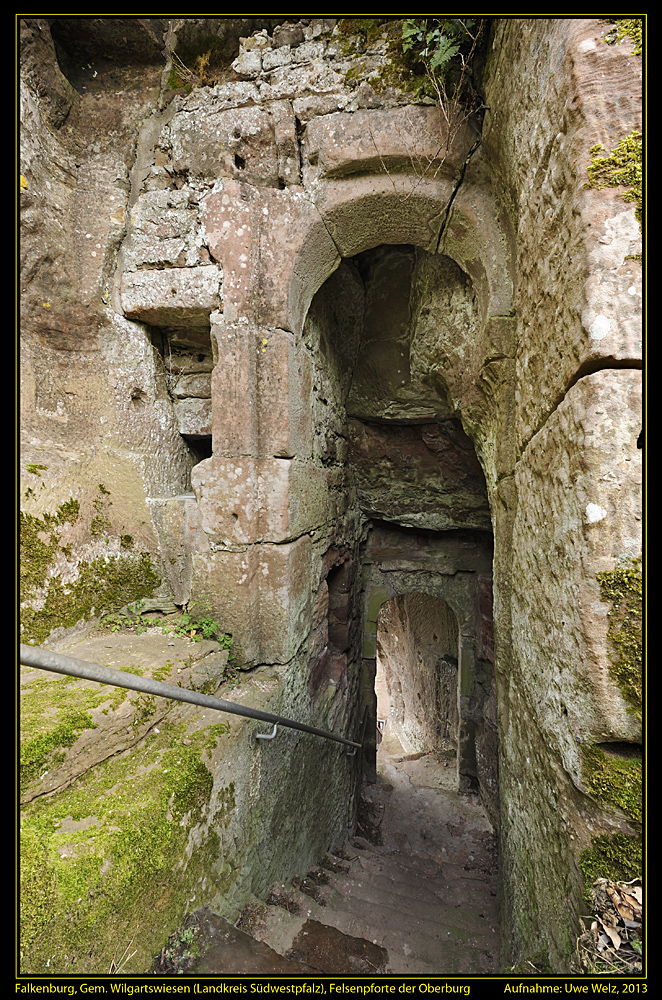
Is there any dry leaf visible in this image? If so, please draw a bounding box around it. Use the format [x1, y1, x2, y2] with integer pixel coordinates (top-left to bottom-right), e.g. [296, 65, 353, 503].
[603, 925, 622, 950]
[621, 891, 642, 914]
[606, 885, 635, 922]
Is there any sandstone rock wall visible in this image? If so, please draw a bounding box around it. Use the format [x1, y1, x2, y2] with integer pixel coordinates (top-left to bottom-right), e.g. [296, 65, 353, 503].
[20, 17, 641, 974]
[482, 19, 642, 972]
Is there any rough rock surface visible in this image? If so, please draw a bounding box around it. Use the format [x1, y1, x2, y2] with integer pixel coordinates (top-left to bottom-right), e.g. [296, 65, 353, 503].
[20, 17, 642, 975]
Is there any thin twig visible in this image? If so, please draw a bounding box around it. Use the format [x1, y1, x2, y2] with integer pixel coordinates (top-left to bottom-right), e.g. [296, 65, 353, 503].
[109, 935, 137, 974]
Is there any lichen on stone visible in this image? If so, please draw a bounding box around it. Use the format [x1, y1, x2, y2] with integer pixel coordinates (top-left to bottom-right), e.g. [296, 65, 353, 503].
[596, 558, 642, 718]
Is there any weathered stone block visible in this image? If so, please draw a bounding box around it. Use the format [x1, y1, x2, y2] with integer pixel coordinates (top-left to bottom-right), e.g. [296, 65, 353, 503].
[256, 60, 345, 104]
[270, 100, 300, 186]
[191, 455, 330, 545]
[210, 319, 258, 456]
[231, 49, 262, 78]
[147, 494, 202, 605]
[511, 368, 642, 791]
[348, 419, 491, 533]
[169, 105, 279, 186]
[256, 328, 312, 459]
[193, 535, 312, 665]
[311, 174, 454, 259]
[120, 265, 221, 326]
[171, 373, 212, 399]
[210, 320, 313, 459]
[173, 398, 212, 437]
[442, 151, 515, 319]
[124, 189, 200, 269]
[257, 535, 313, 664]
[262, 46, 293, 71]
[202, 181, 339, 331]
[303, 107, 475, 184]
[483, 18, 643, 455]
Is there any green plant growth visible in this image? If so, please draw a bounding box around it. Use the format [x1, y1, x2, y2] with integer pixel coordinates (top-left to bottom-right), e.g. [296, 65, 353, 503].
[596, 559, 642, 718]
[21, 708, 98, 787]
[586, 130, 642, 253]
[20, 487, 161, 645]
[90, 484, 112, 537]
[337, 18, 393, 52]
[389, 18, 486, 108]
[102, 598, 233, 654]
[20, 501, 81, 601]
[21, 552, 161, 646]
[20, 719, 234, 973]
[581, 744, 642, 823]
[161, 599, 233, 648]
[20, 674, 128, 792]
[603, 18, 643, 56]
[579, 833, 641, 900]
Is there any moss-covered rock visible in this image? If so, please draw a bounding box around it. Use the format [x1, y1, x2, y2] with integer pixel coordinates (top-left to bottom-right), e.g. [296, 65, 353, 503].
[581, 743, 642, 823]
[20, 716, 233, 974]
[20, 488, 161, 646]
[21, 552, 161, 645]
[597, 559, 642, 718]
[587, 131, 642, 228]
[603, 19, 643, 56]
[579, 833, 642, 900]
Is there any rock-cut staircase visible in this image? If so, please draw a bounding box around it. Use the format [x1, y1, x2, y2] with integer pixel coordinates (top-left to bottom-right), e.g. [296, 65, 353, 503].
[158, 729, 500, 977]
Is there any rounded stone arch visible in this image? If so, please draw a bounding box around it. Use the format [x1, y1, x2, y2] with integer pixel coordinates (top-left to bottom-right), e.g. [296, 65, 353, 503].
[287, 161, 514, 339]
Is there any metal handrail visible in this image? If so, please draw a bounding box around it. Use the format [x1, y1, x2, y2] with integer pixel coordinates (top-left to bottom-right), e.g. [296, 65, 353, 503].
[19, 644, 362, 750]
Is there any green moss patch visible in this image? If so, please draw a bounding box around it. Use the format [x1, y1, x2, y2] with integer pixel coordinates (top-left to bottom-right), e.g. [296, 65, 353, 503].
[338, 18, 392, 53]
[20, 674, 128, 793]
[586, 131, 642, 229]
[20, 720, 233, 974]
[579, 833, 642, 899]
[21, 551, 161, 645]
[603, 19, 643, 56]
[581, 744, 642, 822]
[596, 559, 642, 717]
[21, 708, 98, 787]
[21, 488, 161, 646]
[20, 501, 81, 600]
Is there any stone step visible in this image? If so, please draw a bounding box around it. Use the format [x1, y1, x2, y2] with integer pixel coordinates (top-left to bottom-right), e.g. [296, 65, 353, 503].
[259, 884, 497, 976]
[189, 742, 499, 976]
[302, 885, 496, 950]
[313, 863, 496, 927]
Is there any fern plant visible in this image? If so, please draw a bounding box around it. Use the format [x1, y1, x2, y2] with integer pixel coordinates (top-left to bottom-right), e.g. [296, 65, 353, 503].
[400, 18, 485, 106]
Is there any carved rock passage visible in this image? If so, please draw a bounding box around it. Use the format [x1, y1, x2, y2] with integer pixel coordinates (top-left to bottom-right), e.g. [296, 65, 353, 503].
[19, 18, 641, 974]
